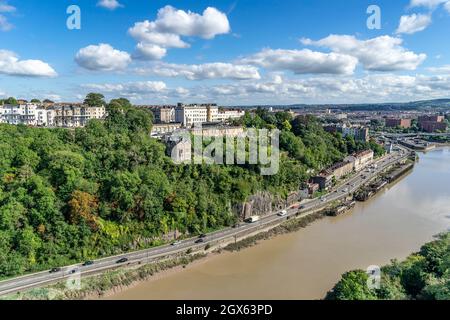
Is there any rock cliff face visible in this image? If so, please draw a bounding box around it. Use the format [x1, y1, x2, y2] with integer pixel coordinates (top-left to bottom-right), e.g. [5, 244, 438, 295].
[234, 191, 300, 220]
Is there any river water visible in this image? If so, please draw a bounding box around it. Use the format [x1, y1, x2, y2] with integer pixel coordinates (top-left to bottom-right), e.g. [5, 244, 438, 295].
[108, 148, 450, 300]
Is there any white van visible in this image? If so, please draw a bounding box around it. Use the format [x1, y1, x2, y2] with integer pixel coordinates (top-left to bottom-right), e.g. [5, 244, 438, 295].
[247, 216, 260, 223]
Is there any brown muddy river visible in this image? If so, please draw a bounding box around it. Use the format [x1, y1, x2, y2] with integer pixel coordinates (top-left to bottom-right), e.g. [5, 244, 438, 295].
[107, 148, 450, 300]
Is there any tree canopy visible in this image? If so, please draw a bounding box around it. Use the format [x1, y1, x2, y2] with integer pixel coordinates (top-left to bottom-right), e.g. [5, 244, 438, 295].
[327, 233, 450, 300]
[4, 97, 18, 105]
[84, 93, 106, 107]
[0, 102, 386, 279]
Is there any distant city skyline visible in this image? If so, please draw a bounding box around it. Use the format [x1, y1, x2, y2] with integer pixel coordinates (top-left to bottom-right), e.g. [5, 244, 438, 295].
[1, 0, 450, 105]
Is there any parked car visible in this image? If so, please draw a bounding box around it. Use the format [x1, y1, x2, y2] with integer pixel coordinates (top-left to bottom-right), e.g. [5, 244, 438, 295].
[171, 240, 181, 246]
[82, 260, 94, 267]
[195, 238, 205, 244]
[116, 257, 128, 264]
[199, 234, 207, 239]
[49, 267, 61, 273]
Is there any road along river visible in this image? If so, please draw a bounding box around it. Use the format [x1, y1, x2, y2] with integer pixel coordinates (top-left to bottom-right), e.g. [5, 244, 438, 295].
[107, 148, 450, 300]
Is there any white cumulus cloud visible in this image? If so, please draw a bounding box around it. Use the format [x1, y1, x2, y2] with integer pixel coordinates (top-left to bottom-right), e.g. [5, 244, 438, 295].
[0, 1, 15, 31]
[75, 43, 131, 71]
[205, 73, 450, 104]
[77, 73, 450, 105]
[445, 1, 450, 12]
[129, 21, 189, 48]
[410, 0, 448, 8]
[134, 43, 167, 60]
[135, 62, 261, 80]
[0, 1, 15, 13]
[0, 50, 57, 77]
[128, 6, 230, 60]
[302, 35, 426, 72]
[97, 0, 123, 10]
[0, 14, 12, 31]
[82, 81, 167, 95]
[240, 48, 358, 75]
[396, 14, 432, 34]
[427, 65, 450, 73]
[146, 5, 230, 39]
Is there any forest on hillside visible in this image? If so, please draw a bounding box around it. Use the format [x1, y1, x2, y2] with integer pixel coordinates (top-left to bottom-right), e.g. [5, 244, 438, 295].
[0, 96, 384, 278]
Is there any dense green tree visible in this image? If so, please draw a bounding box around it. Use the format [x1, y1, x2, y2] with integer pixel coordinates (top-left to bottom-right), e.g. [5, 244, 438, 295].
[0, 105, 388, 279]
[109, 98, 132, 110]
[326, 270, 378, 300]
[400, 255, 429, 298]
[84, 93, 106, 107]
[4, 97, 18, 105]
[420, 235, 449, 276]
[329, 233, 449, 300]
[279, 131, 305, 160]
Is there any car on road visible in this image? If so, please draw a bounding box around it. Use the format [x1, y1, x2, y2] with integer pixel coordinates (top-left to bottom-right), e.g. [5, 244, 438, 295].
[49, 267, 61, 273]
[246, 216, 260, 223]
[116, 258, 128, 264]
[69, 269, 77, 274]
[195, 238, 205, 244]
[277, 210, 287, 217]
[82, 260, 94, 267]
[171, 240, 182, 246]
[199, 234, 207, 239]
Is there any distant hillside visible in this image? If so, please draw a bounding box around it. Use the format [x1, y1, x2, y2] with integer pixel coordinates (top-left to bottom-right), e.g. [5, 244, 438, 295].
[234, 99, 450, 111]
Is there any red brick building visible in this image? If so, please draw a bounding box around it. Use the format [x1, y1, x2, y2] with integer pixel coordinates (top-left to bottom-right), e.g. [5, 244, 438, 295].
[385, 118, 412, 128]
[420, 121, 447, 133]
[418, 115, 447, 133]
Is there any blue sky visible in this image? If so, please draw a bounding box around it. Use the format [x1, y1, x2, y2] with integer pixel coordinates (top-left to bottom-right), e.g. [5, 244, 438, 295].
[1, 0, 450, 105]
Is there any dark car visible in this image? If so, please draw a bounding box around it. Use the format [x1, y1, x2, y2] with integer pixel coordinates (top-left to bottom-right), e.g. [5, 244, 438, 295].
[82, 260, 94, 267]
[69, 269, 77, 274]
[195, 238, 205, 244]
[117, 257, 129, 264]
[49, 267, 61, 273]
[199, 234, 207, 239]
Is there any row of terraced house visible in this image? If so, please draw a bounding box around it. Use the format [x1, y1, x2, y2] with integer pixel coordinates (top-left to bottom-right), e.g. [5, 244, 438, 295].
[311, 149, 374, 190]
[0, 103, 107, 128]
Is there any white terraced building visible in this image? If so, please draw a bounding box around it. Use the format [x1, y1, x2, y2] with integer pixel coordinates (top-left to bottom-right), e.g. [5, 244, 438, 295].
[175, 104, 209, 127]
[175, 103, 245, 127]
[0, 103, 106, 127]
[0, 104, 41, 125]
